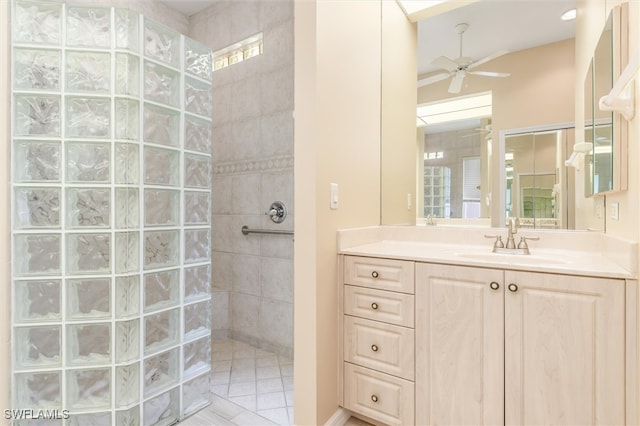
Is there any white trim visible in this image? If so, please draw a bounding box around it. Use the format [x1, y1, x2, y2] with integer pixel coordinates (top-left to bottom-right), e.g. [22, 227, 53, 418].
[324, 407, 352, 426]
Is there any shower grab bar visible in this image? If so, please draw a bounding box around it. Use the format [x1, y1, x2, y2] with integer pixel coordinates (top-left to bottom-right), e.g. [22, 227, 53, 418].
[241, 225, 294, 236]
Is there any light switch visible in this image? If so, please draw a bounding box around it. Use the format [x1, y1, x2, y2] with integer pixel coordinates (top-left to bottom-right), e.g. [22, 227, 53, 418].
[407, 193, 412, 210]
[330, 183, 339, 209]
[610, 202, 619, 220]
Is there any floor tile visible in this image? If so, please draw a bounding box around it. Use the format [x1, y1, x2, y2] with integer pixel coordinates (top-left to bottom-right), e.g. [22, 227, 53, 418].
[257, 407, 290, 425]
[257, 378, 284, 394]
[228, 381, 256, 398]
[257, 391, 286, 410]
[256, 355, 279, 368]
[230, 411, 278, 425]
[228, 395, 257, 412]
[257, 366, 281, 380]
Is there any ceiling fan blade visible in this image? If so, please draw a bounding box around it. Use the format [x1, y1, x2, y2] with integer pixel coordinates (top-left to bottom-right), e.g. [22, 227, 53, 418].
[418, 72, 451, 87]
[467, 50, 509, 70]
[468, 71, 511, 78]
[448, 73, 464, 94]
[432, 55, 459, 72]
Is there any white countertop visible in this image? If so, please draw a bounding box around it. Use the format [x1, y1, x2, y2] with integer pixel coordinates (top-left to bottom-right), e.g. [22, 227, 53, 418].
[337, 226, 638, 279]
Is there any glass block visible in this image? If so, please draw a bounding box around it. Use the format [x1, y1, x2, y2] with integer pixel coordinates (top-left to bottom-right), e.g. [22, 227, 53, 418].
[144, 269, 179, 313]
[184, 192, 210, 225]
[143, 230, 179, 269]
[14, 0, 61, 45]
[183, 374, 210, 415]
[115, 188, 139, 229]
[115, 363, 140, 407]
[66, 233, 111, 274]
[116, 232, 139, 273]
[115, 99, 139, 140]
[143, 348, 179, 397]
[66, 7, 110, 48]
[144, 189, 179, 226]
[144, 147, 179, 186]
[67, 278, 110, 320]
[67, 368, 111, 410]
[184, 265, 210, 302]
[15, 95, 61, 136]
[143, 387, 179, 426]
[144, 308, 179, 354]
[66, 51, 110, 93]
[66, 97, 110, 138]
[144, 62, 179, 107]
[14, 187, 60, 229]
[116, 406, 140, 426]
[185, 38, 212, 80]
[115, 143, 140, 184]
[116, 53, 140, 96]
[14, 48, 60, 90]
[184, 229, 210, 264]
[14, 234, 61, 276]
[13, 141, 60, 182]
[14, 325, 61, 368]
[67, 412, 110, 426]
[67, 323, 111, 366]
[15, 372, 61, 409]
[185, 115, 211, 153]
[184, 301, 211, 340]
[184, 154, 211, 188]
[66, 188, 110, 228]
[115, 9, 139, 52]
[143, 104, 179, 147]
[183, 337, 211, 378]
[66, 142, 110, 183]
[185, 77, 212, 117]
[115, 276, 139, 318]
[14, 279, 61, 323]
[115, 319, 140, 363]
[144, 20, 179, 67]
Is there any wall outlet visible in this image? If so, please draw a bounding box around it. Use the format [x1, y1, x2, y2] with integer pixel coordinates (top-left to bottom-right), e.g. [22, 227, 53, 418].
[610, 202, 619, 220]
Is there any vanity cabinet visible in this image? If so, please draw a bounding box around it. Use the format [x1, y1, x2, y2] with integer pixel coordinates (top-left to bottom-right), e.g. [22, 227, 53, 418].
[415, 263, 626, 426]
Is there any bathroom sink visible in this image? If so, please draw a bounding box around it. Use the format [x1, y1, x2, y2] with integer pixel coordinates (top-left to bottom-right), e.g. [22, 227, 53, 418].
[454, 252, 569, 265]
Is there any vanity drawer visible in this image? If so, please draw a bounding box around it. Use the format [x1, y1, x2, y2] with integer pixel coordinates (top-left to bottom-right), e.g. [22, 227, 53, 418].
[344, 256, 415, 294]
[344, 315, 414, 380]
[344, 285, 414, 327]
[344, 362, 415, 426]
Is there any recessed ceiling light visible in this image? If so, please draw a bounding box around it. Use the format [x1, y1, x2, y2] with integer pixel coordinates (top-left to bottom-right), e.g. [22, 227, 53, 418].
[561, 8, 577, 21]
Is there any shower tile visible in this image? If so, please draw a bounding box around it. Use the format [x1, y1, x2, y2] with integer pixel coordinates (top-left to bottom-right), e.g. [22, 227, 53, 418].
[115, 275, 140, 318]
[185, 192, 210, 225]
[260, 172, 294, 217]
[256, 378, 283, 395]
[257, 391, 286, 410]
[66, 188, 110, 228]
[212, 291, 230, 331]
[184, 301, 211, 340]
[185, 77, 212, 117]
[115, 98, 140, 140]
[14, 95, 61, 137]
[14, 371, 61, 409]
[14, 234, 61, 276]
[66, 233, 111, 274]
[256, 366, 280, 381]
[65, 97, 110, 138]
[143, 387, 179, 426]
[13, 141, 61, 182]
[262, 21, 294, 73]
[231, 116, 261, 162]
[66, 7, 110, 48]
[185, 153, 211, 188]
[185, 264, 212, 301]
[261, 66, 294, 116]
[183, 374, 211, 415]
[212, 123, 234, 162]
[211, 174, 233, 215]
[260, 257, 293, 303]
[211, 252, 232, 291]
[13, 48, 61, 90]
[230, 365, 255, 384]
[185, 115, 212, 153]
[184, 337, 212, 379]
[232, 255, 260, 296]
[144, 269, 179, 312]
[144, 20, 180, 67]
[230, 1, 260, 43]
[212, 84, 232, 127]
[260, 111, 294, 158]
[115, 143, 140, 184]
[259, 232, 293, 260]
[228, 382, 256, 398]
[143, 230, 179, 269]
[67, 368, 111, 410]
[14, 279, 61, 323]
[184, 229, 210, 264]
[259, 300, 293, 351]
[233, 215, 261, 256]
[144, 61, 180, 107]
[231, 294, 259, 339]
[14, 187, 60, 229]
[144, 189, 179, 226]
[231, 77, 261, 121]
[143, 104, 180, 147]
[115, 232, 140, 273]
[144, 146, 179, 186]
[116, 53, 140, 95]
[115, 188, 140, 228]
[14, 325, 61, 368]
[66, 323, 111, 366]
[211, 215, 233, 253]
[115, 319, 140, 363]
[66, 51, 110, 93]
[66, 142, 110, 183]
[231, 174, 261, 214]
[14, 1, 61, 45]
[66, 278, 111, 320]
[143, 348, 179, 397]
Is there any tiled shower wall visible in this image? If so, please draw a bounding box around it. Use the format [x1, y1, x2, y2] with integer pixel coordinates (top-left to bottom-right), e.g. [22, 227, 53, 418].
[189, 1, 294, 356]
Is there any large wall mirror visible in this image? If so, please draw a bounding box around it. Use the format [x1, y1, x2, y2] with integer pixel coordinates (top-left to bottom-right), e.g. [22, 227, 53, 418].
[380, 0, 623, 231]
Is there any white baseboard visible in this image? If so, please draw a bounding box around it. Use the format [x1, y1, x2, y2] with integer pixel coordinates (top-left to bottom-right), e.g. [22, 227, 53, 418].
[324, 407, 352, 426]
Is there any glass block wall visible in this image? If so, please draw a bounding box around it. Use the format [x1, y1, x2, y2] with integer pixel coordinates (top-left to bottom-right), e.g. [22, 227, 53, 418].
[10, 1, 213, 424]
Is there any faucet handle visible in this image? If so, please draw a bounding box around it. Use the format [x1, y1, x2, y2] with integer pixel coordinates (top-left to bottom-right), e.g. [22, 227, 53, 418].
[517, 235, 540, 249]
[484, 234, 505, 250]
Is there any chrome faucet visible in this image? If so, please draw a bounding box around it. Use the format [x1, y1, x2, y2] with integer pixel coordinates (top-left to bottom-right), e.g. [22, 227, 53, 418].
[505, 217, 519, 249]
[485, 217, 539, 254]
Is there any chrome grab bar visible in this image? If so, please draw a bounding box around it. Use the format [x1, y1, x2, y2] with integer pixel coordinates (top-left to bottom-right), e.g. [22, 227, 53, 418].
[241, 225, 294, 236]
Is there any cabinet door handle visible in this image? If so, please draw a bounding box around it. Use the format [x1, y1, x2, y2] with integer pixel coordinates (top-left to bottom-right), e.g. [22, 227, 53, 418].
[371, 344, 379, 352]
[371, 271, 379, 279]
[371, 394, 379, 403]
[508, 283, 518, 292]
[490, 281, 500, 290]
[371, 302, 379, 310]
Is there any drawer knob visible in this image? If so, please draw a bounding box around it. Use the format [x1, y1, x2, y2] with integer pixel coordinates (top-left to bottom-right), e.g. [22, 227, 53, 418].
[371, 302, 379, 310]
[371, 394, 379, 403]
[490, 281, 500, 291]
[371, 271, 379, 279]
[508, 283, 518, 292]
[371, 344, 379, 352]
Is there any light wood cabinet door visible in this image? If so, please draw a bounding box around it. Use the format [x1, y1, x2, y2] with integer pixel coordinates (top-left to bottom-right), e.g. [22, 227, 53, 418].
[416, 263, 504, 426]
[344, 285, 414, 327]
[504, 271, 625, 426]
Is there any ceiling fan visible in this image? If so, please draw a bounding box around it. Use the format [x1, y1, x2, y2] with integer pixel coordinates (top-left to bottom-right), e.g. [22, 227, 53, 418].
[418, 23, 510, 94]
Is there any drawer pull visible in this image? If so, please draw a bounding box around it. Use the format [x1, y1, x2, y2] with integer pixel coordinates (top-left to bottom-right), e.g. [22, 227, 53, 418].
[371, 344, 379, 352]
[371, 302, 379, 310]
[508, 283, 518, 292]
[371, 394, 379, 403]
[490, 281, 500, 291]
[371, 271, 379, 279]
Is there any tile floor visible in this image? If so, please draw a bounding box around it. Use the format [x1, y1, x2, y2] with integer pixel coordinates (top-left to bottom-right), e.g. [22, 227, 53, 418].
[180, 338, 293, 426]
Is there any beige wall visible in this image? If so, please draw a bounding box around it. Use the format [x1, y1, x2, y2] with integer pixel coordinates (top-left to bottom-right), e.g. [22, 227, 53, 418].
[294, 1, 383, 423]
[1, 0, 10, 417]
